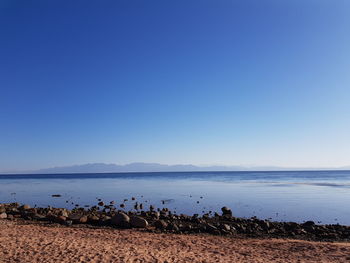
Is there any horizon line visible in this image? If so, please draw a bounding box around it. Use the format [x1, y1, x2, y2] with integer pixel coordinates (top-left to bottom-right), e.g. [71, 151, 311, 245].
[1, 162, 350, 175]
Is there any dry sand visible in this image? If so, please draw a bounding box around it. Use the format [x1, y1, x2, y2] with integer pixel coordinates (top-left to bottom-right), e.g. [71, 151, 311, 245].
[0, 220, 349, 263]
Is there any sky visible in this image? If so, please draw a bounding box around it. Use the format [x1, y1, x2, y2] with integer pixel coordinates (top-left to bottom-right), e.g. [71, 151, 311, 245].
[1, 0, 350, 172]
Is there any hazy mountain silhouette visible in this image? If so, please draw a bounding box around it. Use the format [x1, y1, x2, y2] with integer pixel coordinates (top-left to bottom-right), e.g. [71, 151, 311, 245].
[2, 162, 346, 174]
[34, 163, 231, 173]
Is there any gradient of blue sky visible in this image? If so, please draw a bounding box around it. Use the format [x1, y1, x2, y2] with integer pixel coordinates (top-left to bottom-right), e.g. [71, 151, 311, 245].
[1, 0, 350, 171]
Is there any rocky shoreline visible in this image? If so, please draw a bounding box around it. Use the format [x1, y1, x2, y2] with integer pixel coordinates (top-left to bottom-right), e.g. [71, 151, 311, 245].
[1, 202, 349, 242]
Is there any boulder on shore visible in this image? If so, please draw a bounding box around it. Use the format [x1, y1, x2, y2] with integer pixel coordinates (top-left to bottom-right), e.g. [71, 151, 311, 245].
[221, 206, 232, 216]
[111, 212, 130, 228]
[154, 220, 168, 230]
[68, 213, 88, 224]
[130, 216, 148, 228]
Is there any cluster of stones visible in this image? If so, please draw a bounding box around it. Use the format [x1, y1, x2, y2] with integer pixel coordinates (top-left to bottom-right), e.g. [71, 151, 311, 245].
[1, 203, 349, 242]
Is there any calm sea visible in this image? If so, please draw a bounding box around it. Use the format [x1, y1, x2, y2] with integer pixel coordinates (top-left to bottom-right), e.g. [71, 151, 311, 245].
[1, 170, 350, 225]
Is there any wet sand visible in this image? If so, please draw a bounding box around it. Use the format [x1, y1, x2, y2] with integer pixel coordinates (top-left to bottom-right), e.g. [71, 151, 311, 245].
[1, 220, 349, 262]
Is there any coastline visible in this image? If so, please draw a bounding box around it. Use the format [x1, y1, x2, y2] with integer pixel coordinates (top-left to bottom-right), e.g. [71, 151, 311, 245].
[1, 202, 350, 262]
[1, 220, 349, 263]
[1, 202, 350, 242]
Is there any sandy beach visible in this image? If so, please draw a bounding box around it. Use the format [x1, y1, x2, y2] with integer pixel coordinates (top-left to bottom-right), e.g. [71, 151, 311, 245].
[1, 220, 349, 263]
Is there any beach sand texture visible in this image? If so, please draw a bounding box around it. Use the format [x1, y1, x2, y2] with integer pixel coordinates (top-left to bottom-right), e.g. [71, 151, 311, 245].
[0, 220, 349, 263]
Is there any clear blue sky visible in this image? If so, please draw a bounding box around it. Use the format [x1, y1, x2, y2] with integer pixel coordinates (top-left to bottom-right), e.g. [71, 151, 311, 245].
[1, 0, 350, 171]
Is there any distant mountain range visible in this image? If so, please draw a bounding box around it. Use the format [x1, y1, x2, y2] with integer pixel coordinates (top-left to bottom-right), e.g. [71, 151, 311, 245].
[2, 162, 350, 174]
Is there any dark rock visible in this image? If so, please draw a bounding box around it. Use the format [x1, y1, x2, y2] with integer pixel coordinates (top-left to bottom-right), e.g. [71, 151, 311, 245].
[98, 202, 104, 206]
[154, 220, 168, 230]
[285, 222, 299, 231]
[180, 214, 190, 220]
[151, 212, 160, 219]
[202, 213, 209, 219]
[19, 204, 31, 210]
[68, 213, 87, 224]
[303, 221, 315, 227]
[258, 220, 270, 230]
[65, 220, 73, 226]
[111, 212, 130, 227]
[221, 206, 232, 216]
[51, 194, 61, 197]
[88, 215, 100, 222]
[166, 223, 179, 231]
[68, 213, 81, 222]
[99, 215, 111, 225]
[220, 229, 230, 235]
[206, 223, 218, 233]
[32, 213, 46, 221]
[230, 226, 237, 233]
[140, 211, 147, 217]
[297, 229, 307, 235]
[160, 210, 168, 218]
[56, 216, 67, 223]
[130, 216, 148, 228]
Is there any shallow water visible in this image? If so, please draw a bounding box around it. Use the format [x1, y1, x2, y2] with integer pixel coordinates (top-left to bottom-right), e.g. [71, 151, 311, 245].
[1, 170, 350, 225]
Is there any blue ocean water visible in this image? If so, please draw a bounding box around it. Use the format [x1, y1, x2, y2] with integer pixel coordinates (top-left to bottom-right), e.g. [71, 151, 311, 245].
[0, 170, 350, 225]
